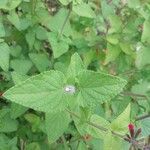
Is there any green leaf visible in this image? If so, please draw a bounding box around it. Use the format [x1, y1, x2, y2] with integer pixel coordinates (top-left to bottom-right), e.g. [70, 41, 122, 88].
[10, 59, 33, 75]
[0, 42, 10, 71]
[7, 11, 30, 31]
[35, 26, 48, 40]
[47, 8, 72, 36]
[25, 142, 40, 150]
[45, 111, 70, 143]
[104, 44, 121, 65]
[67, 52, 85, 79]
[47, 32, 70, 58]
[0, 0, 22, 10]
[108, 15, 122, 34]
[73, 3, 96, 18]
[0, 109, 18, 132]
[59, 0, 72, 5]
[135, 46, 150, 69]
[29, 53, 50, 72]
[103, 132, 123, 150]
[127, 0, 140, 9]
[111, 104, 131, 134]
[77, 70, 127, 107]
[87, 114, 110, 139]
[140, 118, 150, 137]
[141, 19, 150, 43]
[0, 22, 5, 37]
[3, 71, 68, 113]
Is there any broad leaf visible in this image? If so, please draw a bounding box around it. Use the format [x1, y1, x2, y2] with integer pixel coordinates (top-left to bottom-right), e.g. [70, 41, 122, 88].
[47, 32, 70, 58]
[73, 3, 96, 18]
[111, 104, 131, 134]
[67, 52, 85, 79]
[4, 71, 68, 113]
[77, 70, 127, 107]
[45, 111, 70, 143]
[59, 0, 72, 5]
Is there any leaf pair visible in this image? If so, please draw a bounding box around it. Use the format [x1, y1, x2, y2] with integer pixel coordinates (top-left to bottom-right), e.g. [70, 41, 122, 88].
[3, 53, 127, 113]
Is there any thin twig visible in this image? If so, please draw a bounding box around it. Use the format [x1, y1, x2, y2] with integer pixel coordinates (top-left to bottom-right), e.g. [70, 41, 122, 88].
[57, 3, 72, 39]
[135, 114, 150, 121]
[121, 92, 148, 100]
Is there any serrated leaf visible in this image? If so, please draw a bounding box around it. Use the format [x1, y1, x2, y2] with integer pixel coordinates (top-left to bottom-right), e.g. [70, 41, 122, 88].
[77, 70, 127, 107]
[67, 52, 85, 79]
[73, 3, 96, 18]
[45, 111, 70, 143]
[3, 71, 68, 113]
[111, 104, 131, 134]
[0, 42, 10, 71]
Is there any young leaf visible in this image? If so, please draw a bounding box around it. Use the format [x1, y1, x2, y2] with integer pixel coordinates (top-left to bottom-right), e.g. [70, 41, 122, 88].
[111, 104, 131, 134]
[47, 32, 70, 58]
[0, 42, 10, 71]
[59, 0, 72, 6]
[29, 53, 50, 72]
[77, 70, 127, 107]
[73, 3, 96, 18]
[140, 118, 150, 137]
[45, 111, 70, 143]
[3, 71, 68, 113]
[67, 52, 85, 79]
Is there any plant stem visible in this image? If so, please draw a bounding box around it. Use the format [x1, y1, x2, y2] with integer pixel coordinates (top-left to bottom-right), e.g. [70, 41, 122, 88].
[57, 3, 72, 39]
[121, 91, 148, 100]
[61, 135, 69, 150]
[65, 109, 125, 139]
[135, 113, 150, 121]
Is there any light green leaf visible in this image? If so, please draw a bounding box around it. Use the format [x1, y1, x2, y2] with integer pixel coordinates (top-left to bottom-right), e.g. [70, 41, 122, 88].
[25, 142, 40, 150]
[104, 44, 121, 65]
[127, 0, 140, 9]
[47, 32, 70, 58]
[45, 111, 70, 143]
[35, 26, 48, 40]
[87, 114, 110, 139]
[111, 104, 131, 134]
[135, 46, 150, 69]
[67, 52, 85, 79]
[0, 109, 18, 132]
[59, 0, 72, 5]
[3, 71, 68, 113]
[73, 3, 96, 18]
[0, 22, 5, 37]
[103, 132, 123, 150]
[29, 53, 50, 72]
[77, 70, 127, 107]
[0, 0, 22, 10]
[141, 19, 150, 43]
[47, 8, 72, 36]
[0, 42, 10, 71]
[108, 15, 122, 34]
[25, 31, 35, 50]
[7, 12, 30, 31]
[10, 59, 33, 74]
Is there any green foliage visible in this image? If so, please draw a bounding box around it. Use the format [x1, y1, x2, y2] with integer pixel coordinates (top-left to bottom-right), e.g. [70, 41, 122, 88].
[0, 0, 150, 149]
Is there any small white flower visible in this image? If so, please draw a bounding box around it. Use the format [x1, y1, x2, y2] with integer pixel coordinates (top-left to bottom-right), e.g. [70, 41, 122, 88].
[64, 85, 76, 94]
